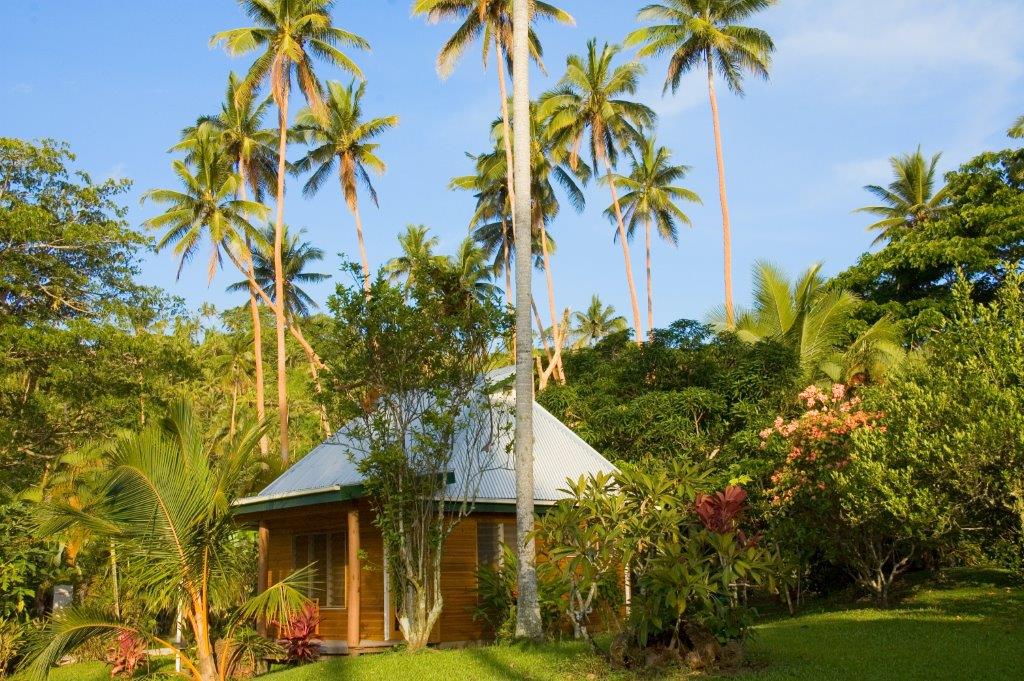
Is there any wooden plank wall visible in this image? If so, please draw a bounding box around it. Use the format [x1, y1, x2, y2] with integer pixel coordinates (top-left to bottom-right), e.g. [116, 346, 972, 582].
[247, 504, 518, 645]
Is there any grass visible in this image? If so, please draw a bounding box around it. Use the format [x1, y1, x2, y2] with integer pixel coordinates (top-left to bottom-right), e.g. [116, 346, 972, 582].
[27, 569, 1024, 680]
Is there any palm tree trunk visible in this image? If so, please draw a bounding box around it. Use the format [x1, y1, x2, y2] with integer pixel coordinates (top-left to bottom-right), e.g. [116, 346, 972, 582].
[604, 160, 644, 343]
[247, 288, 269, 457]
[229, 380, 238, 437]
[532, 300, 555, 367]
[537, 218, 565, 383]
[347, 181, 372, 293]
[236, 177, 269, 458]
[501, 215, 513, 307]
[273, 85, 291, 464]
[707, 58, 734, 327]
[645, 215, 654, 340]
[495, 35, 518, 248]
[511, 0, 542, 640]
[110, 541, 120, 619]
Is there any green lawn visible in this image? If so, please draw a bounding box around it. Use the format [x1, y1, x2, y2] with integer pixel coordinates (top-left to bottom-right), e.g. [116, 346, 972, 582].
[29, 569, 1024, 680]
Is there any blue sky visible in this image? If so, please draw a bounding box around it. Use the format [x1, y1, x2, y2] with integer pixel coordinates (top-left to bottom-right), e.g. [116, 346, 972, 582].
[4, 0, 1024, 328]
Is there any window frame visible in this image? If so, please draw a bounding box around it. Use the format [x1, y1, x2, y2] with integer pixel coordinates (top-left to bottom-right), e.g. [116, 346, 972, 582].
[292, 531, 347, 610]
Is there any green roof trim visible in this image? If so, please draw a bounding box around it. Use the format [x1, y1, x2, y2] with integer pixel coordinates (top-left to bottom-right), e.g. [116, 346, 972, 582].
[233, 485, 365, 516]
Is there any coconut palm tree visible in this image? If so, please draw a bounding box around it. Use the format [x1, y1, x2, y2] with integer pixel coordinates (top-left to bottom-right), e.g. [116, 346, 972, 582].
[229, 224, 331, 435]
[450, 237, 501, 306]
[856, 147, 950, 244]
[25, 402, 310, 681]
[142, 127, 269, 285]
[1009, 115, 1024, 138]
[208, 330, 255, 437]
[626, 0, 777, 328]
[539, 39, 656, 342]
[229, 224, 329, 320]
[715, 261, 903, 383]
[384, 224, 447, 287]
[412, 0, 574, 275]
[509, 0, 541, 640]
[604, 136, 700, 336]
[293, 80, 398, 291]
[175, 72, 279, 458]
[571, 295, 627, 348]
[454, 116, 586, 361]
[212, 0, 369, 463]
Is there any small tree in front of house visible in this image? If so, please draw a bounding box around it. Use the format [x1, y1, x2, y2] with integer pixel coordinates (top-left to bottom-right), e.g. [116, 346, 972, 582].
[322, 258, 511, 651]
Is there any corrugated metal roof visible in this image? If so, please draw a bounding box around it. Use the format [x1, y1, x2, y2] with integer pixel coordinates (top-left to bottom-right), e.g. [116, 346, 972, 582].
[238, 370, 616, 507]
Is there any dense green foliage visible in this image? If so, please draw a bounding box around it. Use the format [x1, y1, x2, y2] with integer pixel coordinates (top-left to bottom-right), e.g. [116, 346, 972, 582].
[539, 321, 799, 466]
[838, 148, 1024, 342]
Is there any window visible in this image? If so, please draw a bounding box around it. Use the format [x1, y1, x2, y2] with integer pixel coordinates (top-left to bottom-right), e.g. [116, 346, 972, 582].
[292, 532, 346, 608]
[476, 520, 517, 570]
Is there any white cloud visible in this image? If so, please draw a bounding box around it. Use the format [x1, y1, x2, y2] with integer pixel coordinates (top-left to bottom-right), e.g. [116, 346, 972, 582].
[102, 163, 126, 182]
[776, 0, 1024, 83]
[637, 73, 706, 120]
[832, 157, 892, 188]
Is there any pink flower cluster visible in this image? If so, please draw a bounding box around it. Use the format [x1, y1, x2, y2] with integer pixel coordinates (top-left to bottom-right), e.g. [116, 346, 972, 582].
[762, 384, 883, 507]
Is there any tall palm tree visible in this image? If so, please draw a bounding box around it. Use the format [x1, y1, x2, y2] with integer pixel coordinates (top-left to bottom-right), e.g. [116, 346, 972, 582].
[856, 147, 950, 244]
[715, 261, 903, 383]
[175, 72, 279, 458]
[1009, 115, 1024, 138]
[539, 39, 656, 342]
[229, 224, 329, 320]
[412, 0, 574, 287]
[627, 0, 777, 328]
[230, 224, 331, 435]
[604, 136, 699, 336]
[212, 0, 369, 463]
[508, 0, 541, 640]
[450, 237, 501, 306]
[26, 403, 309, 681]
[455, 116, 586, 372]
[571, 295, 627, 348]
[293, 80, 398, 291]
[142, 127, 269, 285]
[384, 224, 446, 287]
[209, 331, 255, 437]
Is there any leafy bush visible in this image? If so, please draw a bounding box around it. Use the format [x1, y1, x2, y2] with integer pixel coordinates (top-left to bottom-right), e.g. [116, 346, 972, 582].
[762, 384, 952, 604]
[474, 544, 569, 640]
[534, 463, 781, 670]
[0, 619, 23, 678]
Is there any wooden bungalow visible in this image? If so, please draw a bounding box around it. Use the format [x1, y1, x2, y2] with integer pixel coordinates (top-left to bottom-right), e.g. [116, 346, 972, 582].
[232, 369, 615, 654]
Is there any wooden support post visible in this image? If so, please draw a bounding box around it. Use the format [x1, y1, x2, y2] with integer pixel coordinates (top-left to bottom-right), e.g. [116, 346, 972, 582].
[257, 522, 269, 593]
[347, 508, 361, 654]
[257, 522, 269, 636]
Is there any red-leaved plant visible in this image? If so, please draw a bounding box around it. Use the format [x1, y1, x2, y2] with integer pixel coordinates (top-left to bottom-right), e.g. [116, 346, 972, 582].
[106, 630, 145, 678]
[275, 605, 322, 664]
[695, 486, 747, 533]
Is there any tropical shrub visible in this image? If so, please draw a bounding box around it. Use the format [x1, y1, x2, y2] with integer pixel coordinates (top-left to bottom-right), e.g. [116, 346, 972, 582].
[474, 545, 566, 641]
[106, 630, 145, 678]
[762, 384, 952, 604]
[857, 271, 1024, 572]
[275, 605, 321, 664]
[23, 402, 311, 681]
[0, 619, 24, 678]
[535, 463, 781, 670]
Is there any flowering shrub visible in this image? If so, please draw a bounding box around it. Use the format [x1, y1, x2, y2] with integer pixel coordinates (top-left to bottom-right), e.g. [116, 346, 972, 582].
[761, 384, 949, 605]
[762, 384, 882, 510]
